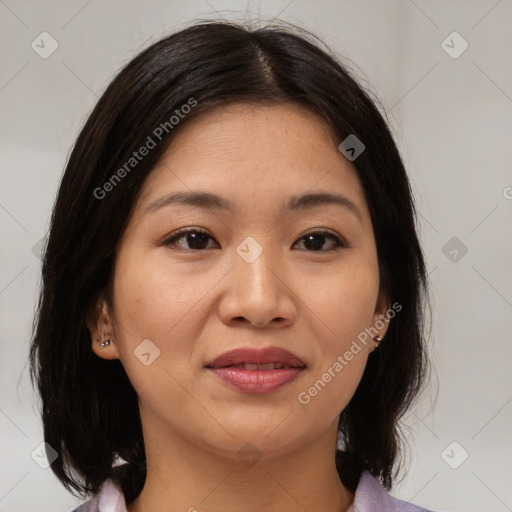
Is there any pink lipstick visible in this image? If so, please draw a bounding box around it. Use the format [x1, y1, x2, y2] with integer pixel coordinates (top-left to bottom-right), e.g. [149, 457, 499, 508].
[206, 347, 306, 394]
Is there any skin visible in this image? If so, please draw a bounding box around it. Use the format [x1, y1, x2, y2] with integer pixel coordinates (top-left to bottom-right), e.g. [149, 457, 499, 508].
[90, 102, 390, 512]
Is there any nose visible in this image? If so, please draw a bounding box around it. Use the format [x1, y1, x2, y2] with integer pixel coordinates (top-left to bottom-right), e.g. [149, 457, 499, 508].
[218, 241, 298, 329]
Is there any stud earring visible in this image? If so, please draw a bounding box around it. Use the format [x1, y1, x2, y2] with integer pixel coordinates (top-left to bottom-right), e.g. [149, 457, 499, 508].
[373, 335, 382, 348]
[99, 339, 111, 348]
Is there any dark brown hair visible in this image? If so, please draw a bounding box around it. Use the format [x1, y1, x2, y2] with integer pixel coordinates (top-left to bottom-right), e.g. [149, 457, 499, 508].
[29, 19, 429, 503]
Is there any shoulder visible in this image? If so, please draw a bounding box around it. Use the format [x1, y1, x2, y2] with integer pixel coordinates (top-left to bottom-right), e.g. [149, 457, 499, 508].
[349, 471, 437, 512]
[68, 479, 127, 512]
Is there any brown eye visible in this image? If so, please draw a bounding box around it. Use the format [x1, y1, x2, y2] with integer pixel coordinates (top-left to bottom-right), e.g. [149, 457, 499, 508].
[164, 228, 346, 252]
[164, 229, 218, 251]
[294, 230, 346, 252]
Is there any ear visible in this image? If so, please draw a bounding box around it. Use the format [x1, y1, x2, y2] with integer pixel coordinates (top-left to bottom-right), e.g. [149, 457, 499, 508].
[87, 296, 121, 360]
[370, 290, 392, 349]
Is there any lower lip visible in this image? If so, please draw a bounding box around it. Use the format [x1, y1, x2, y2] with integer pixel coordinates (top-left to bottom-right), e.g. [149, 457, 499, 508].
[208, 367, 304, 393]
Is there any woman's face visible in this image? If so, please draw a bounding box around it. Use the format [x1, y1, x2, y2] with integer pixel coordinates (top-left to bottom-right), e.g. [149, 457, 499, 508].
[92, 102, 389, 461]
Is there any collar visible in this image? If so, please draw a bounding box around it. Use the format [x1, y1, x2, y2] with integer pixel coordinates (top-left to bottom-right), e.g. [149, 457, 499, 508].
[72, 470, 432, 512]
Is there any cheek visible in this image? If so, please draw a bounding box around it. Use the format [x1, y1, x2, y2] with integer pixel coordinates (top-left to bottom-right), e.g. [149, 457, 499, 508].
[112, 250, 200, 337]
[109, 254, 198, 407]
[110, 248, 228, 385]
[305, 259, 380, 347]
[294, 261, 378, 410]
[295, 352, 366, 426]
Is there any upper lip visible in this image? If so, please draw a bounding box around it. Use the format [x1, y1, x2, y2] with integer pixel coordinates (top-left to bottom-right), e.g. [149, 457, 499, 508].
[206, 347, 306, 369]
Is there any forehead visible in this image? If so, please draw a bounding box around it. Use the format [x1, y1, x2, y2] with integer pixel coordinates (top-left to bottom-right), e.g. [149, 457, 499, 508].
[135, 102, 370, 221]
[162, 102, 340, 165]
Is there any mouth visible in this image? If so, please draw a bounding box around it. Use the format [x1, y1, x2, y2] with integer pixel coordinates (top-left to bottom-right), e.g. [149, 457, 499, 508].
[206, 347, 306, 393]
[206, 346, 306, 369]
[216, 362, 301, 370]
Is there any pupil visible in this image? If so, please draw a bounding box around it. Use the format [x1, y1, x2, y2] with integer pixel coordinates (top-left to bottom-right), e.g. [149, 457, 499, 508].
[184, 233, 328, 251]
[305, 234, 325, 251]
[188, 232, 209, 250]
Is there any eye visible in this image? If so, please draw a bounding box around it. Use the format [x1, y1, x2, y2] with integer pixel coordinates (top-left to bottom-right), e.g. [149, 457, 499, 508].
[293, 230, 346, 252]
[163, 228, 218, 251]
[163, 228, 346, 252]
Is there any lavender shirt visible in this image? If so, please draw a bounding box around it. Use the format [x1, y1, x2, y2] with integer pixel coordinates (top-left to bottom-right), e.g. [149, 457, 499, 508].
[70, 471, 435, 511]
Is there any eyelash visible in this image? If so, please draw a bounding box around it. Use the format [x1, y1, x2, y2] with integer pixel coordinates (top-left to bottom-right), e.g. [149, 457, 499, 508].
[163, 227, 347, 252]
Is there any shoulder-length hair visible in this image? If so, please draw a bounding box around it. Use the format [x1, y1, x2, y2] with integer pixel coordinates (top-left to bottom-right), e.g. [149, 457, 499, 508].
[29, 19, 429, 503]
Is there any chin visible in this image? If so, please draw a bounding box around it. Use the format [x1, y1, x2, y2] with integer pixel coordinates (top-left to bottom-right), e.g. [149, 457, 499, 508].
[191, 416, 330, 464]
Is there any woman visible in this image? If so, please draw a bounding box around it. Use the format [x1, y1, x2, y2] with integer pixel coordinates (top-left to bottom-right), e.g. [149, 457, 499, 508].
[30, 19, 437, 511]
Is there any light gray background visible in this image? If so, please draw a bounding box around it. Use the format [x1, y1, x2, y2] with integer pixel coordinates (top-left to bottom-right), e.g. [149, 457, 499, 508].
[1, 1, 511, 511]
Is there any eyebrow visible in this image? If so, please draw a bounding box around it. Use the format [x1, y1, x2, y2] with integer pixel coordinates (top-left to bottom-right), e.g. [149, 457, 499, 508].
[145, 190, 363, 222]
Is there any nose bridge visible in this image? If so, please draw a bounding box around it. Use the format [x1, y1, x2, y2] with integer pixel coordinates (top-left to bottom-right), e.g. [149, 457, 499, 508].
[220, 235, 296, 327]
[235, 235, 281, 299]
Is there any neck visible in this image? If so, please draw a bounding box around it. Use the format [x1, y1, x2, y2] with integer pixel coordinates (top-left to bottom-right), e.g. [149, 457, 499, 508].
[126, 416, 354, 512]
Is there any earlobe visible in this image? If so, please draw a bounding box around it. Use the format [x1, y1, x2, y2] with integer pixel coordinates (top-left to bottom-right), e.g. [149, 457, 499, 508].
[91, 335, 120, 360]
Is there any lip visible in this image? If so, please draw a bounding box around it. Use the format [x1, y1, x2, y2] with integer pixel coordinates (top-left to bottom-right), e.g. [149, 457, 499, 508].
[206, 347, 306, 394]
[207, 347, 305, 368]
